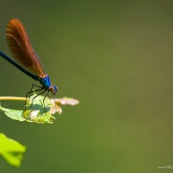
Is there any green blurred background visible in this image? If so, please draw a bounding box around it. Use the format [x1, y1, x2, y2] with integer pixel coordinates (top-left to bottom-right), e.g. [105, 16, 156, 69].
[0, 0, 173, 172]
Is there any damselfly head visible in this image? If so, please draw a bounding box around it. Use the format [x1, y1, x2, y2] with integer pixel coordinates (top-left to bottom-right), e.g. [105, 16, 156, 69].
[49, 85, 58, 95]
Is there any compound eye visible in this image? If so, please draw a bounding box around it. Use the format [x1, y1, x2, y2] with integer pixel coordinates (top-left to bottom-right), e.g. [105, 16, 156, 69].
[53, 86, 58, 93]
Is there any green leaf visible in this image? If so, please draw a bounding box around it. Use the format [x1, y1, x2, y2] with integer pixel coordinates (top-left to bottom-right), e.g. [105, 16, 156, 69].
[0, 104, 25, 121]
[0, 94, 62, 124]
[0, 133, 26, 167]
[23, 94, 62, 123]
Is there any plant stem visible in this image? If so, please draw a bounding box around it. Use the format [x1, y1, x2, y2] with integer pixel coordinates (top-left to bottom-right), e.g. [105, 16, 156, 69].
[0, 96, 79, 106]
[0, 96, 26, 101]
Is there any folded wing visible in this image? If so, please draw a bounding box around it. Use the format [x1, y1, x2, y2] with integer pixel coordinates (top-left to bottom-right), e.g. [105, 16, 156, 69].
[6, 18, 45, 78]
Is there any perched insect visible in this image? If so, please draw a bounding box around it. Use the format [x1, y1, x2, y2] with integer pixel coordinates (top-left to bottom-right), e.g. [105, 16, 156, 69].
[0, 18, 58, 107]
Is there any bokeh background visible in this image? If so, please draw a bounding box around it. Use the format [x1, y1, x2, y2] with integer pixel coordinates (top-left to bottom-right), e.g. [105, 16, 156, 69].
[0, 1, 173, 172]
